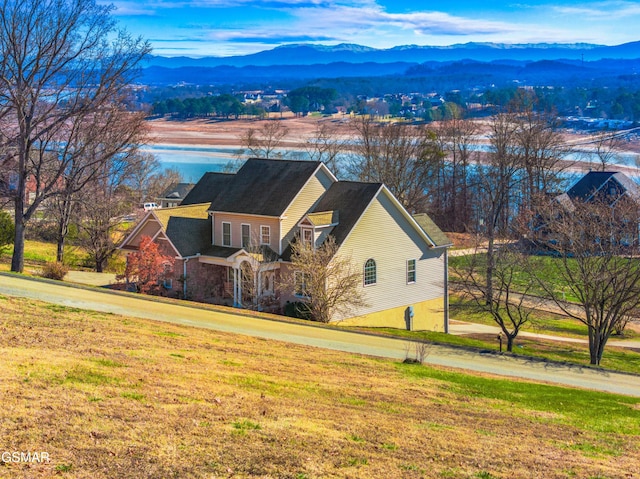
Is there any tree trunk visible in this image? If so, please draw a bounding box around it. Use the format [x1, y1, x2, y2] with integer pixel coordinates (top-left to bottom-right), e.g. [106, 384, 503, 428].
[11, 198, 26, 273]
[506, 334, 515, 352]
[588, 327, 602, 365]
[56, 197, 73, 263]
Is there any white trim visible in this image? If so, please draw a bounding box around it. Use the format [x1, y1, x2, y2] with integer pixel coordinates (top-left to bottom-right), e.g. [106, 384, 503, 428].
[336, 185, 451, 252]
[208, 211, 282, 219]
[278, 163, 337, 220]
[222, 221, 232, 247]
[210, 212, 215, 245]
[363, 258, 377, 286]
[260, 225, 271, 245]
[406, 258, 416, 284]
[301, 227, 314, 247]
[241, 223, 251, 248]
[118, 211, 159, 250]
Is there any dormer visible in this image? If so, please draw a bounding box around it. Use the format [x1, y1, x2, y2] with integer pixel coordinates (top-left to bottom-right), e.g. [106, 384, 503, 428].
[297, 210, 339, 248]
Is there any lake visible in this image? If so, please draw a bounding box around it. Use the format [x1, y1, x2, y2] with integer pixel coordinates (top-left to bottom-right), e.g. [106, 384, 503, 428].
[145, 142, 640, 182]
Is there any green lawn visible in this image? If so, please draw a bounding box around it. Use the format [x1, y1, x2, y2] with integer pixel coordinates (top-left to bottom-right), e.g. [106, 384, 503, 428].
[1, 294, 638, 478]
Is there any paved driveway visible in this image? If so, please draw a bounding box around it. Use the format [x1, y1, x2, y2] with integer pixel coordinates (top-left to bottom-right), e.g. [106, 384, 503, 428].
[1, 272, 640, 397]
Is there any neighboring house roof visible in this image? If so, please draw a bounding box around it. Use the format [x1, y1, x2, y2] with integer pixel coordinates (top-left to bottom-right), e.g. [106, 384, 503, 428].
[412, 213, 453, 247]
[157, 182, 194, 202]
[181, 172, 235, 206]
[209, 158, 325, 216]
[563, 171, 640, 204]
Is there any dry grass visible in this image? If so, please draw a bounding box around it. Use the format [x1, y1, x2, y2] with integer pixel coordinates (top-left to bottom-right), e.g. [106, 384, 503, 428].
[1, 295, 639, 478]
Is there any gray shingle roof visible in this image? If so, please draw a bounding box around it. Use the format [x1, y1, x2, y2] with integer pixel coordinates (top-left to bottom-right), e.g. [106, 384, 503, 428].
[165, 217, 212, 257]
[281, 181, 381, 261]
[564, 171, 640, 203]
[158, 182, 194, 201]
[181, 172, 235, 206]
[209, 158, 323, 216]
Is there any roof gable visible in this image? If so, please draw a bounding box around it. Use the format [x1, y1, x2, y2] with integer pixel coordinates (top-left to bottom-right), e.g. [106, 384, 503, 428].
[209, 158, 324, 217]
[563, 171, 640, 205]
[308, 181, 382, 248]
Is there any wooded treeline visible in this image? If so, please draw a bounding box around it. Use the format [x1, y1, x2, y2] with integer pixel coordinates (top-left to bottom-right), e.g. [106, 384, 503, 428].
[149, 83, 640, 123]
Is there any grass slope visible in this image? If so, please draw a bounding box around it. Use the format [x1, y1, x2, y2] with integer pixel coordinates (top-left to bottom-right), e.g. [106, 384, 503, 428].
[1, 295, 639, 478]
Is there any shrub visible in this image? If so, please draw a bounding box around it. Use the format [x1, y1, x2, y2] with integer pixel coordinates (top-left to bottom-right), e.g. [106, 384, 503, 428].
[0, 210, 14, 255]
[40, 261, 69, 281]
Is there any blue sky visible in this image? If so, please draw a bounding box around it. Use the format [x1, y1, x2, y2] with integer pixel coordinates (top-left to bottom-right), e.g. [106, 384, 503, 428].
[103, 1, 640, 57]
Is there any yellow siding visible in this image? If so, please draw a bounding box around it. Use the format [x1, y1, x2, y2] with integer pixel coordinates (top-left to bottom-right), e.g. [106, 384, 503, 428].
[338, 297, 445, 331]
[335, 191, 446, 330]
[213, 213, 280, 251]
[281, 167, 334, 252]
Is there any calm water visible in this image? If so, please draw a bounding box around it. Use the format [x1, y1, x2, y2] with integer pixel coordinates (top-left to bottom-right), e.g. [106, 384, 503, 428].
[146, 143, 640, 183]
[144, 144, 314, 181]
[142, 145, 244, 181]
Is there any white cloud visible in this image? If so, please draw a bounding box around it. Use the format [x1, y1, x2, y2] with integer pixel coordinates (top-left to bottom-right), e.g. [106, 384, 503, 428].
[553, 1, 640, 19]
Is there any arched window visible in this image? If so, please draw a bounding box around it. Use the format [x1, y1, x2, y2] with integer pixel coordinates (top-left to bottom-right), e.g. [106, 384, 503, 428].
[364, 258, 377, 286]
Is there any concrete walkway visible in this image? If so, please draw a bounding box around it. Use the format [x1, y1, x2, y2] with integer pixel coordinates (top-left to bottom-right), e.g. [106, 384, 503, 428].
[449, 320, 640, 350]
[2, 272, 640, 397]
[64, 270, 117, 287]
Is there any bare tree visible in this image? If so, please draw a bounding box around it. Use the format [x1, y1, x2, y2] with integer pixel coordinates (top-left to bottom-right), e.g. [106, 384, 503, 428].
[47, 112, 150, 263]
[281, 235, 367, 323]
[452, 247, 537, 352]
[347, 117, 443, 213]
[238, 235, 280, 311]
[431, 116, 478, 231]
[591, 128, 624, 171]
[304, 121, 347, 174]
[514, 109, 570, 212]
[532, 196, 640, 365]
[0, 0, 150, 272]
[77, 151, 154, 272]
[238, 120, 289, 159]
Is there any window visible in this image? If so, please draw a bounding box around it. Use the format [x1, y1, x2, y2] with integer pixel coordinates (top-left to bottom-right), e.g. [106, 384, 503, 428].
[407, 259, 416, 284]
[302, 228, 313, 246]
[261, 225, 270, 245]
[294, 271, 311, 297]
[241, 224, 251, 248]
[364, 259, 377, 286]
[222, 222, 231, 246]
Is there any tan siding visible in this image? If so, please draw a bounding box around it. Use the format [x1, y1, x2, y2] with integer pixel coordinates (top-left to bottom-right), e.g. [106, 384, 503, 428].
[281, 168, 334, 250]
[127, 219, 163, 249]
[213, 213, 280, 251]
[335, 192, 445, 322]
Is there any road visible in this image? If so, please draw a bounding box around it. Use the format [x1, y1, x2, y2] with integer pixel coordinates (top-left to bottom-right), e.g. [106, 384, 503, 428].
[1, 272, 640, 397]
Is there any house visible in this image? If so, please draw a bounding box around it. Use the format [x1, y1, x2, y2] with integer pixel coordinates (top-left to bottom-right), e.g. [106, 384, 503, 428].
[534, 171, 640, 248]
[119, 158, 451, 331]
[156, 182, 195, 208]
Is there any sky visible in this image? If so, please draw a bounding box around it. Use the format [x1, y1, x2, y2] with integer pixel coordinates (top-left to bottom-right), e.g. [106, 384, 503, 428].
[103, 0, 640, 57]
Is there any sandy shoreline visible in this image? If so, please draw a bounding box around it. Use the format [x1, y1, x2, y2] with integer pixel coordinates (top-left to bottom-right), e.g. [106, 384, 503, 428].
[147, 117, 640, 176]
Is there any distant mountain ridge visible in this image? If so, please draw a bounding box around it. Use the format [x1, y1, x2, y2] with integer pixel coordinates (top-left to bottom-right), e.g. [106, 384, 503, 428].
[145, 41, 640, 69]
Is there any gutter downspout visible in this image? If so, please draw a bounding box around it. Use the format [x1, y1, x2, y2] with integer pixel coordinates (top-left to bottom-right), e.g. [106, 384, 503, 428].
[444, 248, 449, 334]
[182, 254, 200, 299]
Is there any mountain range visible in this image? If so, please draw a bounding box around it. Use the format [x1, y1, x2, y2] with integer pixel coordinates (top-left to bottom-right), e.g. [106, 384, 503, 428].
[141, 42, 640, 88]
[145, 41, 640, 69]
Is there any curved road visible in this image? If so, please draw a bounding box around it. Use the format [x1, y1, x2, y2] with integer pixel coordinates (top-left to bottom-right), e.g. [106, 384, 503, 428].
[1, 273, 639, 397]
